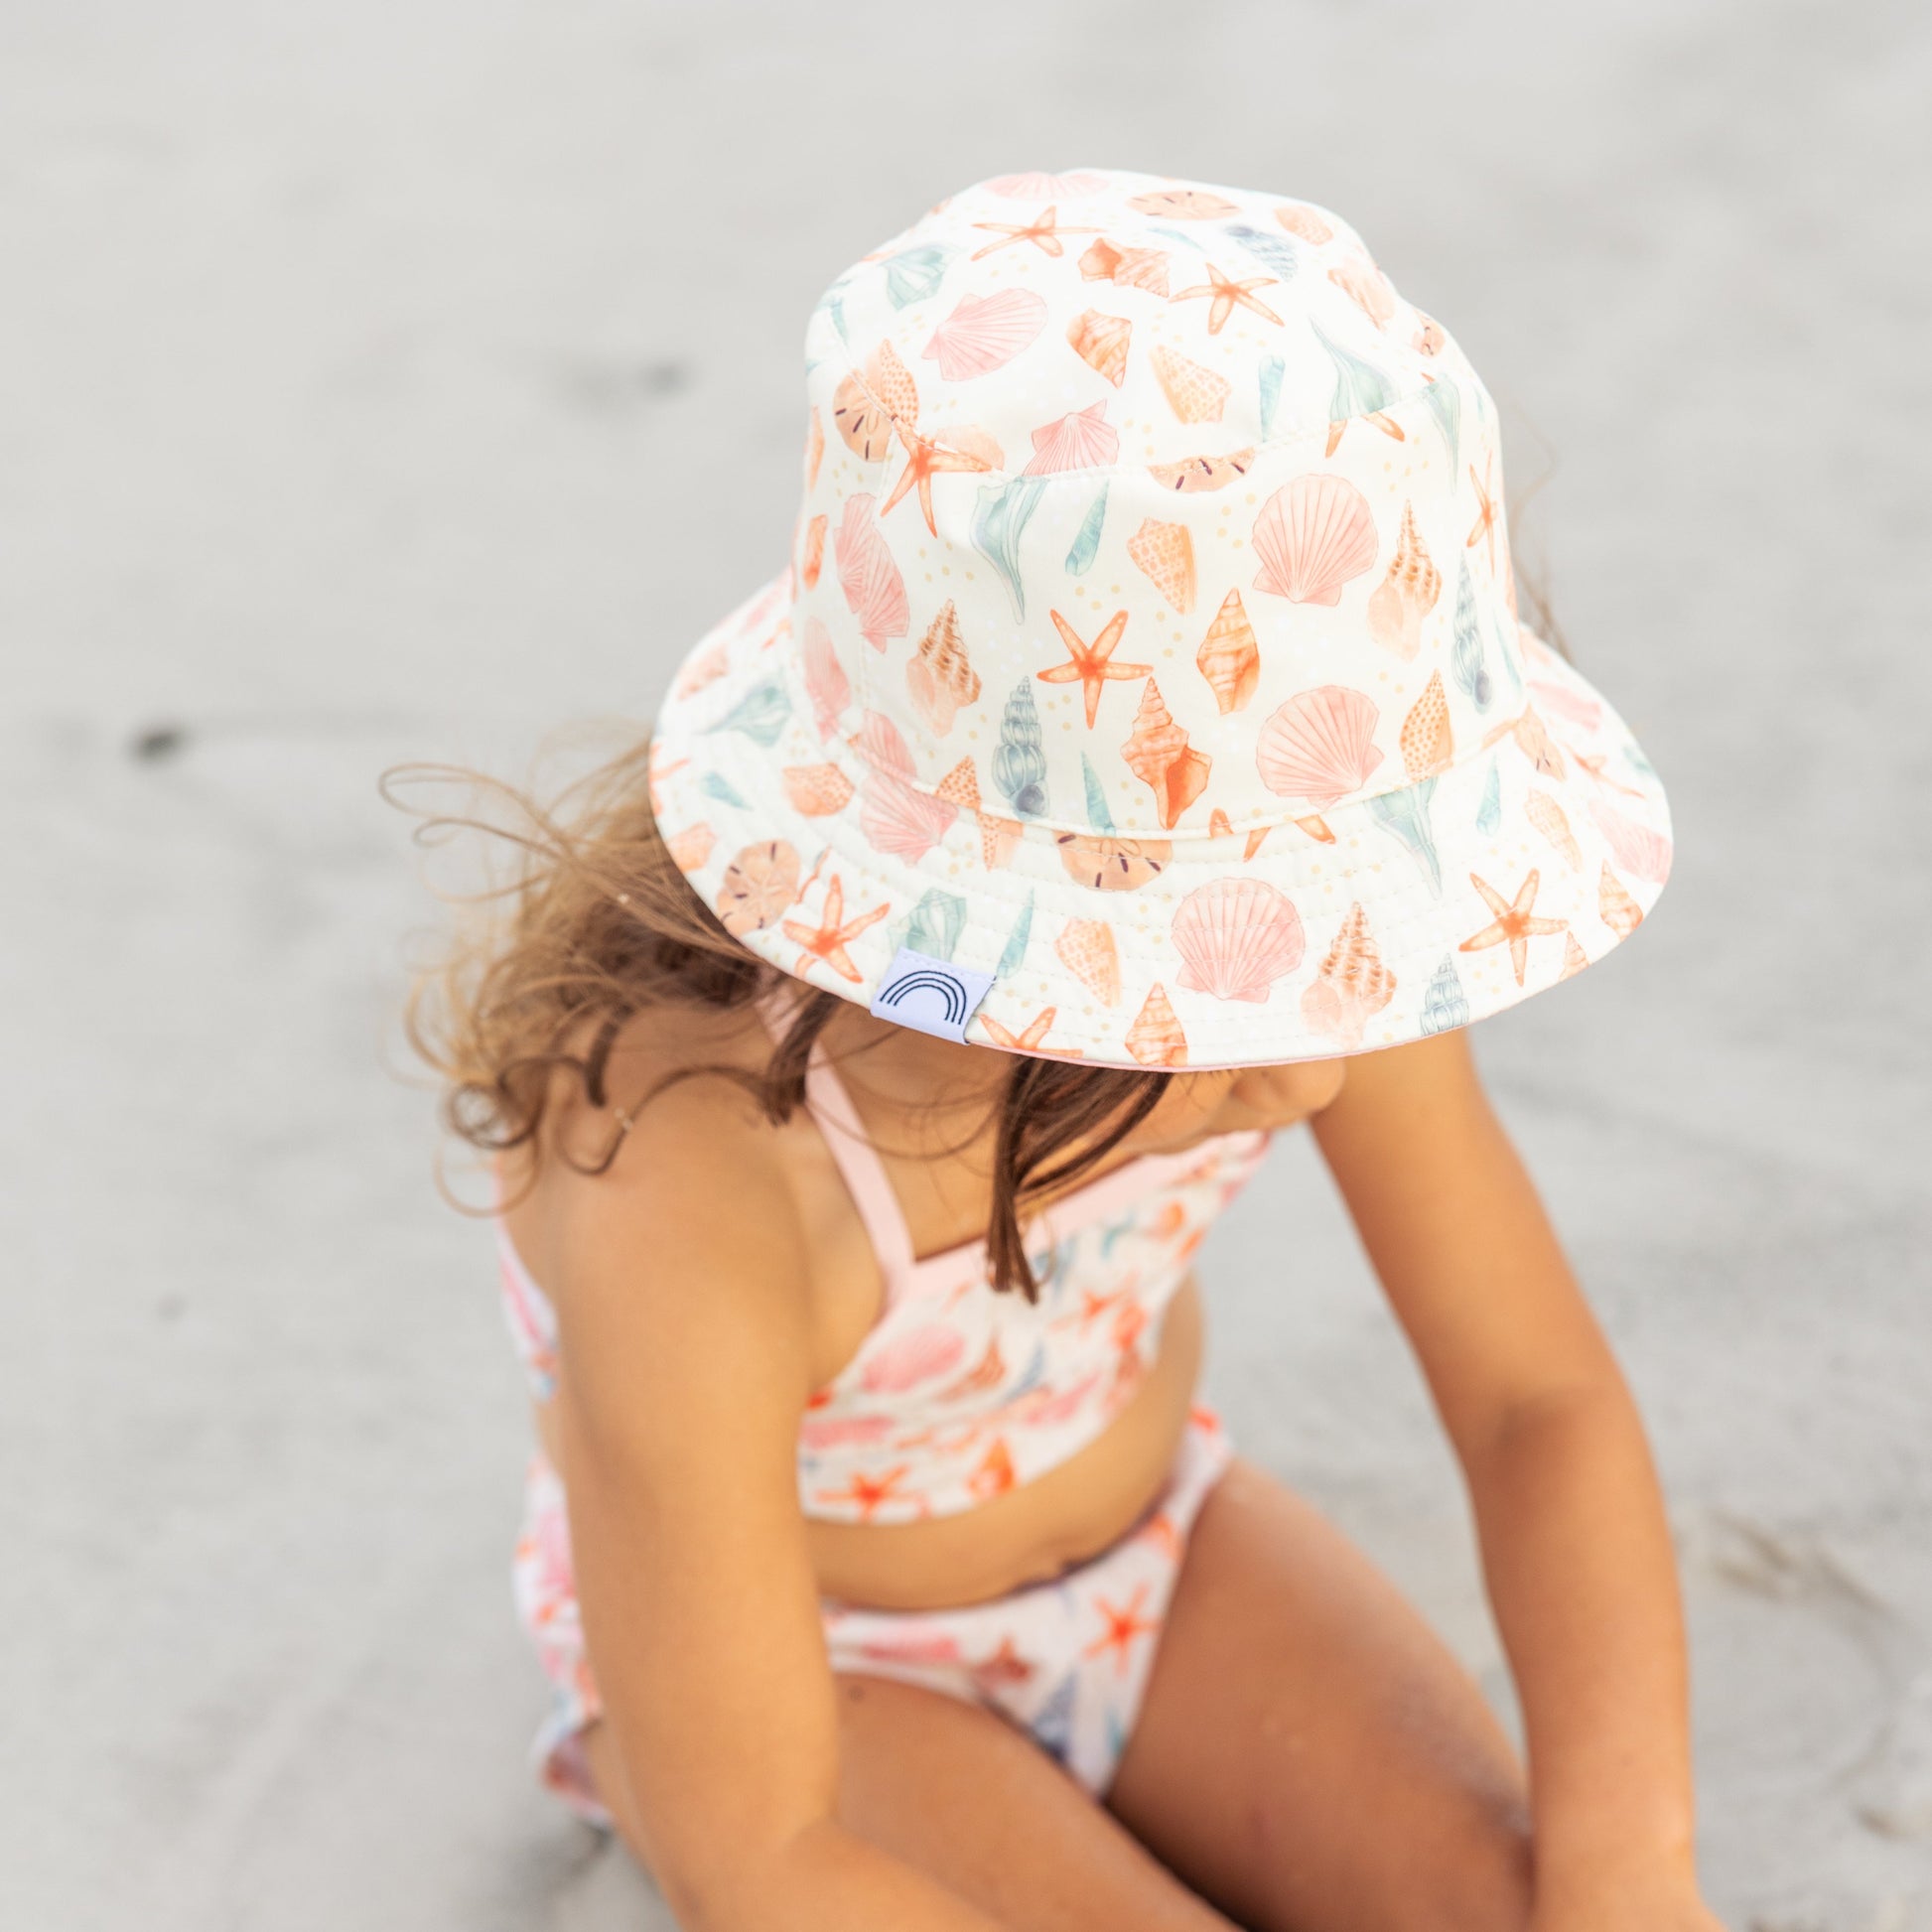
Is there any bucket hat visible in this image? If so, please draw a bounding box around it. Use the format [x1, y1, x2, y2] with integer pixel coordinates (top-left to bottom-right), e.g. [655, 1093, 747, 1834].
[647, 169, 1672, 1068]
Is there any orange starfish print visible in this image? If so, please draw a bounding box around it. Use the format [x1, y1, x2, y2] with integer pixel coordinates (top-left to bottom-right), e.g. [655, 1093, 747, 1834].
[1467, 453, 1499, 576]
[979, 1006, 1058, 1051]
[1171, 261, 1284, 335]
[1068, 1287, 1127, 1335]
[1036, 609, 1151, 726]
[1323, 412, 1406, 458]
[1570, 750, 1647, 798]
[781, 875, 890, 982]
[815, 1466, 913, 1520]
[881, 424, 993, 537]
[1083, 1583, 1160, 1676]
[969, 205, 1102, 260]
[971, 1636, 1036, 1688]
[968, 1438, 1017, 1501]
[1141, 1508, 1181, 1561]
[1458, 870, 1570, 987]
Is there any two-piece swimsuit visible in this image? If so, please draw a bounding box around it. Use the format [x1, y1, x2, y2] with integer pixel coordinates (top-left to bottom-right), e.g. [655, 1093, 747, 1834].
[498, 1005, 1271, 1822]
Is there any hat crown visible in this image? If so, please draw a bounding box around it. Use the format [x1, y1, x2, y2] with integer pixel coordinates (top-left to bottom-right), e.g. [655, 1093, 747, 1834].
[788, 168, 1522, 843]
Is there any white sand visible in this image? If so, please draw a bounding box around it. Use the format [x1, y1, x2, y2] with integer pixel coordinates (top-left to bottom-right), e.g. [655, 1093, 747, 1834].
[3, 3, 1928, 1926]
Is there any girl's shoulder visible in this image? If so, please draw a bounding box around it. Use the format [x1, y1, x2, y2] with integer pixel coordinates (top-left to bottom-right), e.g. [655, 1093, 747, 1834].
[503, 999, 815, 1326]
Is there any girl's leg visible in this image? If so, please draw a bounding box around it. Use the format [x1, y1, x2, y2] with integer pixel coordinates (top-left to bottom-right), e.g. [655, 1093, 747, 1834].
[1106, 1458, 1534, 1932]
[583, 1676, 1238, 1931]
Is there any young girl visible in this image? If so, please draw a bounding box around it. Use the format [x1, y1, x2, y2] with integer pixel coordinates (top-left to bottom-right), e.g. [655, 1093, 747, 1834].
[415, 170, 1716, 1931]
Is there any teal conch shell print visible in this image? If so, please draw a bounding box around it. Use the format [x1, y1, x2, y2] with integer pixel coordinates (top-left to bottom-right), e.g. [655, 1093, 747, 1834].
[649, 169, 1673, 1067]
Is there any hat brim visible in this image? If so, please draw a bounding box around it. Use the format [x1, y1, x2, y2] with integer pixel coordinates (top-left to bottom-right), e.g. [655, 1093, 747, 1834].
[649, 571, 1672, 1070]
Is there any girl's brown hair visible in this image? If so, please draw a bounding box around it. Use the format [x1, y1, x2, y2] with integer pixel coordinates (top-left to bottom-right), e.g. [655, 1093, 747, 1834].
[396, 741, 1168, 1299]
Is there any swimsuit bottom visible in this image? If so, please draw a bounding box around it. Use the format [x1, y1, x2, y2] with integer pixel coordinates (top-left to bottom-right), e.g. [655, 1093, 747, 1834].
[511, 1406, 1234, 1824]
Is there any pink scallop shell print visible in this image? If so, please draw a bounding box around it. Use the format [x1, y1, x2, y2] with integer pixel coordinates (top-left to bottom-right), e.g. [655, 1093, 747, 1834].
[797, 1412, 898, 1450]
[1252, 475, 1378, 606]
[858, 711, 958, 863]
[1528, 677, 1604, 733]
[985, 171, 1110, 199]
[856, 1632, 963, 1666]
[1023, 401, 1120, 475]
[923, 289, 1048, 380]
[1587, 800, 1674, 885]
[800, 616, 850, 740]
[835, 493, 909, 650]
[859, 1322, 968, 1393]
[1255, 685, 1386, 808]
[1171, 878, 1306, 1003]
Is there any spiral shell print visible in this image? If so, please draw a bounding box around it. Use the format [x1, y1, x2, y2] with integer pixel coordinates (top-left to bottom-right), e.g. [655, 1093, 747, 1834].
[1598, 864, 1644, 939]
[1300, 902, 1396, 1048]
[1125, 984, 1187, 1066]
[1419, 955, 1470, 1036]
[1366, 500, 1441, 659]
[905, 600, 981, 738]
[1122, 679, 1211, 829]
[1525, 790, 1582, 871]
[993, 679, 1049, 818]
[1195, 590, 1260, 715]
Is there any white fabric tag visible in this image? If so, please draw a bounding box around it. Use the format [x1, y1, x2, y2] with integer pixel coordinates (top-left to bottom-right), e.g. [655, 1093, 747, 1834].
[869, 948, 996, 1044]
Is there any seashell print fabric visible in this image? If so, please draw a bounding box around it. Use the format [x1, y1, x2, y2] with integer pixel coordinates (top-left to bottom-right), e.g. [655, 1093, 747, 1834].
[497, 1127, 1271, 1526]
[650, 170, 1673, 1068]
[515, 1409, 1236, 1818]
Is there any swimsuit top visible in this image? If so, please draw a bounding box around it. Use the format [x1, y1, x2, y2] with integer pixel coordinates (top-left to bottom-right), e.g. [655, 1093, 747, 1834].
[497, 1010, 1271, 1526]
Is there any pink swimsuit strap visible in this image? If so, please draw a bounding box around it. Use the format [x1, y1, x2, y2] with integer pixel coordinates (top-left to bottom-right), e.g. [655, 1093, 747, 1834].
[757, 985, 919, 1295]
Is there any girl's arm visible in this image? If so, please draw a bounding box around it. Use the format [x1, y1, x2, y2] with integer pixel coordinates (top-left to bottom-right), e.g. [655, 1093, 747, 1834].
[547, 1084, 1012, 1932]
[1311, 1030, 1719, 1929]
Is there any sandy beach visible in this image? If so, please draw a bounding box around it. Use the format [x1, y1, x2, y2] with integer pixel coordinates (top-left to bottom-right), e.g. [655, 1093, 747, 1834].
[3, 3, 1928, 1926]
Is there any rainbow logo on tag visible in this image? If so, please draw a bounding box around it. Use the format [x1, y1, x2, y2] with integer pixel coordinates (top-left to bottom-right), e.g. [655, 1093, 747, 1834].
[869, 948, 996, 1045]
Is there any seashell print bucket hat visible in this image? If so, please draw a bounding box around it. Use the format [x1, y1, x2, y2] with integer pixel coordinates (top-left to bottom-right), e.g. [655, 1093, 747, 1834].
[648, 169, 1673, 1068]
